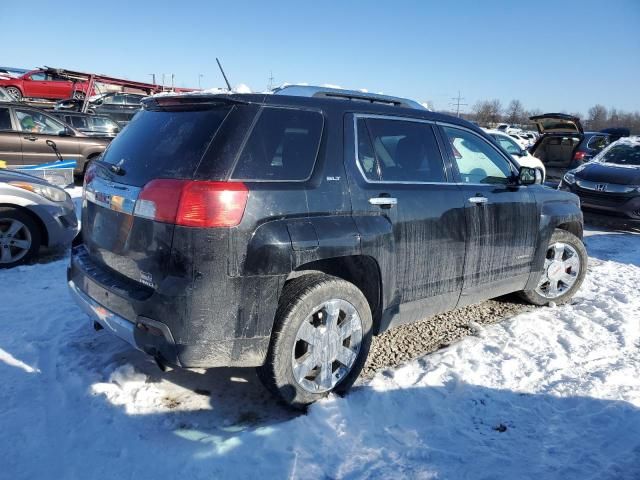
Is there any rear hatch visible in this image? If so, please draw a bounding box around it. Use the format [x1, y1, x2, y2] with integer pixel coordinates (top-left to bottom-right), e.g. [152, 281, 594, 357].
[81, 96, 238, 288]
[529, 113, 584, 135]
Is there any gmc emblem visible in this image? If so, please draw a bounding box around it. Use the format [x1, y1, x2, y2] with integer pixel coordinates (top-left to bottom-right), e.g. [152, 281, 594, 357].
[595, 184, 607, 192]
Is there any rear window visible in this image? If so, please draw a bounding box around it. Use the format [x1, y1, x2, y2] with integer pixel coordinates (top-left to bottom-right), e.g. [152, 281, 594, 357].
[101, 107, 231, 186]
[231, 107, 323, 181]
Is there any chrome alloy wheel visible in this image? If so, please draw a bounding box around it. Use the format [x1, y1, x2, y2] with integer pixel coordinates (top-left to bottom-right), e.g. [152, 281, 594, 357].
[0, 218, 32, 264]
[291, 299, 363, 393]
[535, 242, 580, 299]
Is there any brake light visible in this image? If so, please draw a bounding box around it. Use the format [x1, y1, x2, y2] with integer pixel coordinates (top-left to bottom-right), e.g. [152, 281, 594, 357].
[134, 180, 248, 228]
[573, 151, 586, 161]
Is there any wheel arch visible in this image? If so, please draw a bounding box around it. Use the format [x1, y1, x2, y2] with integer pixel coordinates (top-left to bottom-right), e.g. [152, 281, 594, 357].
[286, 255, 383, 335]
[556, 220, 583, 239]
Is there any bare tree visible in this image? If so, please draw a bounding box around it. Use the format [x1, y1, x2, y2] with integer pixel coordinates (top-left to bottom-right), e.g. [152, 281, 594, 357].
[587, 104, 608, 131]
[505, 99, 525, 125]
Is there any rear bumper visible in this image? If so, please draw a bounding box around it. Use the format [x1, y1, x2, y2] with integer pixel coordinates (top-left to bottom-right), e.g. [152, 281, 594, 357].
[68, 279, 139, 350]
[67, 245, 273, 368]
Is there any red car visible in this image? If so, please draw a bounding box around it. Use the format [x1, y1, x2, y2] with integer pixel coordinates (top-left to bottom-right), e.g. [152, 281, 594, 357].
[0, 70, 92, 101]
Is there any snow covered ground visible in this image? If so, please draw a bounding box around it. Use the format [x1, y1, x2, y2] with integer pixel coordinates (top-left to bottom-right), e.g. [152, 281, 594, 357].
[0, 188, 638, 479]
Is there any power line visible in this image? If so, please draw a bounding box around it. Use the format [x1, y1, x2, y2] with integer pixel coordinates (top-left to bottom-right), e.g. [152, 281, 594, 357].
[449, 90, 467, 117]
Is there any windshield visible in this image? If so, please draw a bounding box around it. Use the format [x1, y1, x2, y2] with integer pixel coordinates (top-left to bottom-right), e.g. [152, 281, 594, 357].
[600, 143, 640, 166]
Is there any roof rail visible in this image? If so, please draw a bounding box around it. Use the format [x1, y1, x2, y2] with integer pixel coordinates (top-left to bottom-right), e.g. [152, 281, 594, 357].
[272, 85, 427, 111]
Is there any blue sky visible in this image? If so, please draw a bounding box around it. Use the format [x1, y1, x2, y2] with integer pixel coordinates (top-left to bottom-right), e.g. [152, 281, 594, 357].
[1, 0, 638, 114]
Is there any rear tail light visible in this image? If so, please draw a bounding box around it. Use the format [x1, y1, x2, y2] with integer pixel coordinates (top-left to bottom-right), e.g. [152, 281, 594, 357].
[134, 180, 249, 228]
[573, 151, 586, 161]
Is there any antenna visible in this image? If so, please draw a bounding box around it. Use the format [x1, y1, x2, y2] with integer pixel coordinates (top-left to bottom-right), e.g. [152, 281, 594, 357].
[216, 58, 232, 91]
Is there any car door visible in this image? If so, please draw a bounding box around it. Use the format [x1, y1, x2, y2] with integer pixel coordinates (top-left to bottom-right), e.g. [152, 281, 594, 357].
[48, 73, 74, 99]
[15, 108, 80, 166]
[0, 106, 22, 165]
[345, 113, 467, 329]
[439, 125, 539, 306]
[22, 72, 48, 98]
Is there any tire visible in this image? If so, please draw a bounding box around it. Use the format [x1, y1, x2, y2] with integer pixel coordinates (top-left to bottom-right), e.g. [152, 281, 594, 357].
[5, 87, 22, 101]
[256, 274, 373, 409]
[73, 91, 86, 100]
[0, 207, 41, 268]
[520, 229, 587, 306]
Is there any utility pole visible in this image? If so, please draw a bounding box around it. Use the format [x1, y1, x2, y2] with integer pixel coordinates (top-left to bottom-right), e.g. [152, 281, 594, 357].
[149, 73, 156, 85]
[267, 71, 275, 91]
[198, 74, 203, 89]
[171, 73, 175, 90]
[450, 90, 467, 117]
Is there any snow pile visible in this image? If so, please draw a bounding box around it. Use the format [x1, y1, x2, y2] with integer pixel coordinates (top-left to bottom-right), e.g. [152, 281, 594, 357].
[0, 186, 638, 479]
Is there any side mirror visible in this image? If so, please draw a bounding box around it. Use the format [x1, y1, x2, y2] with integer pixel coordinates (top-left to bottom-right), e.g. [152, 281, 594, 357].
[518, 166, 541, 185]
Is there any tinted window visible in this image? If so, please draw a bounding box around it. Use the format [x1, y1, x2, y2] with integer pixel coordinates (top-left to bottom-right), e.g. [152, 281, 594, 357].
[70, 116, 88, 128]
[0, 108, 11, 130]
[103, 94, 125, 105]
[101, 106, 231, 187]
[356, 117, 446, 182]
[587, 135, 608, 151]
[29, 72, 46, 81]
[232, 108, 323, 181]
[125, 95, 143, 105]
[356, 118, 380, 181]
[443, 127, 514, 184]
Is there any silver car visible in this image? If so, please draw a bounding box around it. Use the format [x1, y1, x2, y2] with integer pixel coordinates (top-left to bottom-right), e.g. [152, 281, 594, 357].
[0, 169, 78, 267]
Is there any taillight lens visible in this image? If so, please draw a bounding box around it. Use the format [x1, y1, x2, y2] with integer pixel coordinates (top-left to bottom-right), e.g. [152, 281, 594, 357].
[573, 151, 586, 161]
[134, 180, 248, 228]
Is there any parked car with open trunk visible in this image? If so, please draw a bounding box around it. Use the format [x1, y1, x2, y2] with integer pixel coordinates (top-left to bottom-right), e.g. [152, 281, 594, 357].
[68, 87, 587, 408]
[528, 113, 610, 182]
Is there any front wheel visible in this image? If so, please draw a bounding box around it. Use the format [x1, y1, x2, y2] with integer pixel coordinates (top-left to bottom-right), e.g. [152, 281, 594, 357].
[0, 208, 41, 268]
[520, 229, 587, 305]
[73, 91, 86, 100]
[257, 274, 373, 409]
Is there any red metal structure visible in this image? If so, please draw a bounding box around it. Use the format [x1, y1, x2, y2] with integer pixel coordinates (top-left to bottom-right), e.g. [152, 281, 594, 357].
[41, 67, 198, 112]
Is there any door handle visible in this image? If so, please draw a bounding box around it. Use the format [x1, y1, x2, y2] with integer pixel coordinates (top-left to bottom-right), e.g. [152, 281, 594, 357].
[23, 135, 37, 141]
[468, 196, 488, 204]
[369, 197, 398, 207]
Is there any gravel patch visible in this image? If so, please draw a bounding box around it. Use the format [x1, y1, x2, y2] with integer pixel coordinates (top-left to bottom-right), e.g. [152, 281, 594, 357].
[362, 295, 536, 377]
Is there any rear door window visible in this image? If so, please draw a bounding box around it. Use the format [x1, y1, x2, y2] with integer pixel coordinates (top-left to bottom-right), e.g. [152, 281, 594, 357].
[355, 117, 446, 183]
[100, 106, 231, 186]
[232, 107, 323, 181]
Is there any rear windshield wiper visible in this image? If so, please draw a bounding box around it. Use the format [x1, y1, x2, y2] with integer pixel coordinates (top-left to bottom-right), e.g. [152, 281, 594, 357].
[92, 158, 125, 177]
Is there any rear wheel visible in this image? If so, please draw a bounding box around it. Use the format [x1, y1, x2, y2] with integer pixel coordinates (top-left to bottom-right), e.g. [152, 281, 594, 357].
[520, 229, 587, 305]
[5, 87, 22, 101]
[257, 274, 373, 409]
[0, 208, 41, 268]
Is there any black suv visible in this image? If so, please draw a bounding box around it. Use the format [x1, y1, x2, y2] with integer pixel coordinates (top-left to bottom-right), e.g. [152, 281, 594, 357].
[68, 86, 587, 408]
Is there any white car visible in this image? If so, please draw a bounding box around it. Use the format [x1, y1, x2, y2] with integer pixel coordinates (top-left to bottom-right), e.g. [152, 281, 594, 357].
[484, 129, 546, 181]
